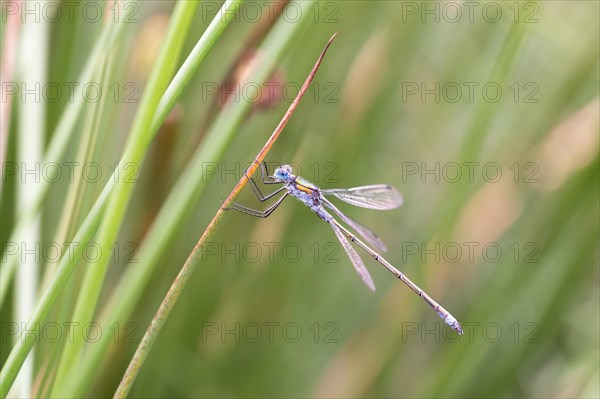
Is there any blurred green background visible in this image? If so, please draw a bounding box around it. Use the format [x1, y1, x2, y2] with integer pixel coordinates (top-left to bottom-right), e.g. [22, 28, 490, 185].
[1, 1, 598, 398]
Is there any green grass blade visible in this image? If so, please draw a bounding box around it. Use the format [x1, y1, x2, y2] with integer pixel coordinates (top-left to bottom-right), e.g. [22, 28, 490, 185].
[49, 1, 203, 396]
[0, 10, 125, 307]
[68, 2, 316, 396]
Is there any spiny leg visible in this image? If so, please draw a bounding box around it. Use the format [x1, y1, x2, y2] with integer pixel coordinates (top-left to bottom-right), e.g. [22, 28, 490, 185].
[260, 161, 282, 185]
[246, 180, 286, 202]
[247, 161, 276, 185]
[229, 193, 288, 218]
[247, 175, 286, 201]
[243, 162, 284, 201]
[260, 161, 271, 182]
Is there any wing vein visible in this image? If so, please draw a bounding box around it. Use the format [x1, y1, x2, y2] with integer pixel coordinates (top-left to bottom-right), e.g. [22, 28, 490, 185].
[330, 220, 376, 291]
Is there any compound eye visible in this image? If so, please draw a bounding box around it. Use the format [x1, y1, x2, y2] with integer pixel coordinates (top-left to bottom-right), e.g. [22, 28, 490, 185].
[273, 168, 286, 181]
[274, 164, 292, 181]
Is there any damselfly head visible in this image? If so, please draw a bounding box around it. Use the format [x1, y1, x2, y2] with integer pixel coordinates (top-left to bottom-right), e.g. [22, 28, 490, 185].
[273, 164, 294, 182]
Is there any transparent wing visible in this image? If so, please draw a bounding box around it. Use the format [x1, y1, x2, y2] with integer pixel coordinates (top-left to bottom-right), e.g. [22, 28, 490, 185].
[322, 198, 388, 253]
[330, 221, 376, 291]
[322, 184, 403, 210]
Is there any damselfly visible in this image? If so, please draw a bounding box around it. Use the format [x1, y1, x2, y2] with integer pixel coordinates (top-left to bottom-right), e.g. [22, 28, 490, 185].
[229, 163, 463, 334]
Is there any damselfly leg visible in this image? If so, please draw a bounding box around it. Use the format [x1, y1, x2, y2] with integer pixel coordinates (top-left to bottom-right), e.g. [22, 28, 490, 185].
[229, 193, 289, 218]
[244, 162, 286, 202]
[232, 162, 288, 216]
[258, 162, 282, 184]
